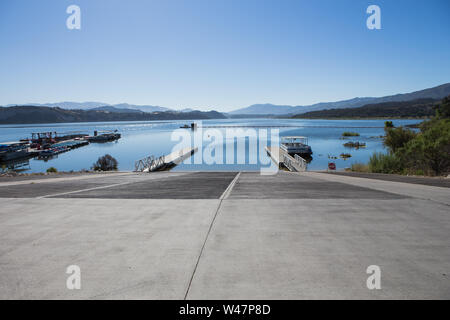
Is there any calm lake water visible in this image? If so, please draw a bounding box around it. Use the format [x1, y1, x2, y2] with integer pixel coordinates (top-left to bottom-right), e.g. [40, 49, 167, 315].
[0, 119, 422, 172]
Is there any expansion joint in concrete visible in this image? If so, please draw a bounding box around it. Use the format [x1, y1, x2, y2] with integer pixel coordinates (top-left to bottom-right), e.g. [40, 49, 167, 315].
[184, 172, 241, 299]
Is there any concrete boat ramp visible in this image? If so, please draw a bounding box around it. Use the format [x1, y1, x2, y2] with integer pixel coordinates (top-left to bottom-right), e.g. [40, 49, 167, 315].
[0, 171, 449, 299]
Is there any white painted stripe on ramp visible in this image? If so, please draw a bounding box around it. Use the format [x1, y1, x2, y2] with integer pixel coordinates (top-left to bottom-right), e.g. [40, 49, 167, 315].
[220, 172, 241, 200]
[36, 181, 138, 199]
[0, 172, 134, 187]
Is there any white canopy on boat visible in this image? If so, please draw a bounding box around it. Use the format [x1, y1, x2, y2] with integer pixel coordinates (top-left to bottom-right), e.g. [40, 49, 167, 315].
[281, 136, 308, 144]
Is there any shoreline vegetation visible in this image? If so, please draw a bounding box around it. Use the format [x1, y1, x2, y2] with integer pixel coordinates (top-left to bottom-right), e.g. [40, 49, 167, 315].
[0, 106, 226, 124]
[290, 98, 439, 119]
[0, 95, 445, 125]
[1, 155, 120, 177]
[350, 96, 450, 176]
[342, 131, 360, 137]
[289, 116, 432, 120]
[343, 141, 366, 149]
[0, 169, 94, 177]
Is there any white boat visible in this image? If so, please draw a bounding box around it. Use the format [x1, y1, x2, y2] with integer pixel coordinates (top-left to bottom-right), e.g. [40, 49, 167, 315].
[280, 136, 312, 156]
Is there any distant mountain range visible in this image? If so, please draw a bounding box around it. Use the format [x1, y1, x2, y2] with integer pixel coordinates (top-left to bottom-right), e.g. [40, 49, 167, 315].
[90, 106, 143, 113]
[2, 82, 450, 119]
[0, 106, 226, 124]
[230, 83, 450, 115]
[6, 102, 172, 113]
[4, 101, 218, 115]
[112, 103, 171, 113]
[179, 108, 196, 113]
[292, 98, 439, 119]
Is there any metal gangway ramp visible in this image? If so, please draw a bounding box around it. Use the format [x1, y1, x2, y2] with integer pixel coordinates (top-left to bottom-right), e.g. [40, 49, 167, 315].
[265, 146, 308, 172]
[134, 147, 198, 172]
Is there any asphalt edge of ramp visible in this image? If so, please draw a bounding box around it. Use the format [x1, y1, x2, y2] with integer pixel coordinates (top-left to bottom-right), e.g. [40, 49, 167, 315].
[306, 171, 450, 206]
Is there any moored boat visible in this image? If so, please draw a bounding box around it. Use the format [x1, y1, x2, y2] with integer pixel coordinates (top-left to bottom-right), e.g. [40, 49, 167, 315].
[0, 142, 32, 162]
[85, 130, 121, 142]
[280, 136, 313, 157]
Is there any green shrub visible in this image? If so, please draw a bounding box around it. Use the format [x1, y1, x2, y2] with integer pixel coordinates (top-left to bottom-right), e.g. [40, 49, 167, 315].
[342, 131, 360, 137]
[46, 167, 58, 173]
[92, 154, 118, 171]
[369, 152, 403, 174]
[361, 97, 450, 176]
[400, 119, 450, 175]
[383, 126, 417, 153]
[351, 163, 369, 172]
[343, 141, 366, 148]
[384, 121, 394, 128]
[434, 96, 450, 119]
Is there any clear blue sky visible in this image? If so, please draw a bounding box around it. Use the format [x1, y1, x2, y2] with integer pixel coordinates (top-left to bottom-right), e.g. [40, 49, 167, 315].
[0, 0, 449, 111]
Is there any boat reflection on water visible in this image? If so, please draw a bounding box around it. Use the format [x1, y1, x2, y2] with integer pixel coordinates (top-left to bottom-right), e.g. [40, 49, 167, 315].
[37, 152, 59, 162]
[0, 158, 31, 173]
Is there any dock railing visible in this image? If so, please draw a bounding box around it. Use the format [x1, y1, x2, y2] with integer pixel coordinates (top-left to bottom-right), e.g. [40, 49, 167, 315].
[134, 147, 198, 173]
[282, 153, 307, 172]
[134, 155, 165, 172]
[294, 154, 307, 171]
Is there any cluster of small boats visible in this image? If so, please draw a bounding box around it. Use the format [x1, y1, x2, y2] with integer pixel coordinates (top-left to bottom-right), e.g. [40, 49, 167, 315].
[38, 146, 68, 159]
[180, 123, 198, 130]
[0, 130, 121, 165]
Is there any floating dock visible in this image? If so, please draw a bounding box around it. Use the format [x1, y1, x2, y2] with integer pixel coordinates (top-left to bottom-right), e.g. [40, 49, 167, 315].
[135, 147, 198, 172]
[85, 131, 121, 143]
[52, 139, 89, 149]
[265, 146, 307, 172]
